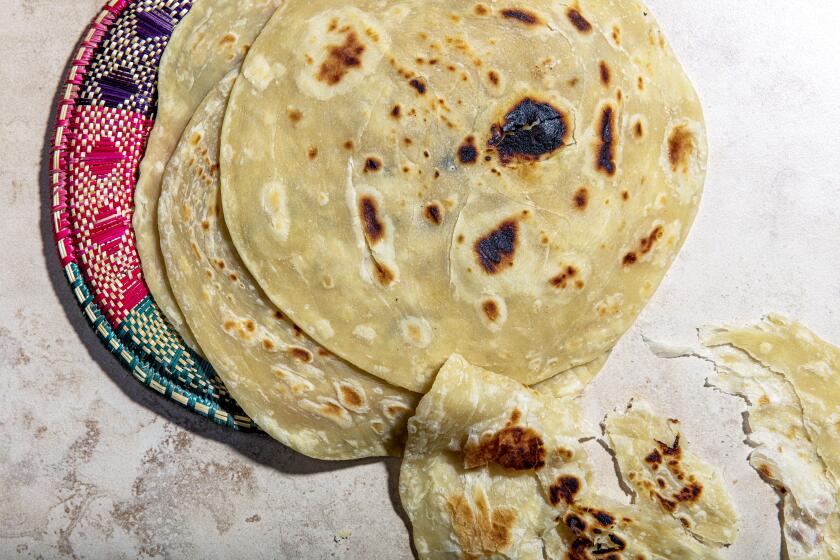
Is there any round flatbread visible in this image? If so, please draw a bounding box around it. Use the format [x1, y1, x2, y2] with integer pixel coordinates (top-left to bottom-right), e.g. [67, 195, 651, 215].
[222, 0, 706, 392]
[159, 72, 418, 460]
[134, 0, 281, 350]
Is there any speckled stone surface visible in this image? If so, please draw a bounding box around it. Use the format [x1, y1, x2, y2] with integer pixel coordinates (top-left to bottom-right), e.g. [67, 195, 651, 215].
[1, 1, 839, 558]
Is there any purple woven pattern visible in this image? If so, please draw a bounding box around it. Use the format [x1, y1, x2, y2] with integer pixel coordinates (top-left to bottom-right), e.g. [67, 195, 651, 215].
[79, 0, 191, 116]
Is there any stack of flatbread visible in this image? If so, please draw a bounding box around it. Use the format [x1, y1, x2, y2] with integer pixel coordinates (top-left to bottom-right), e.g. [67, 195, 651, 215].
[133, 0, 839, 557]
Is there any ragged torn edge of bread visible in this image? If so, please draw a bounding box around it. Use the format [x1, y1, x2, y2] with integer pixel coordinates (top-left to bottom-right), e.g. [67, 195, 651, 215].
[646, 315, 840, 559]
[603, 399, 740, 547]
[399, 354, 737, 560]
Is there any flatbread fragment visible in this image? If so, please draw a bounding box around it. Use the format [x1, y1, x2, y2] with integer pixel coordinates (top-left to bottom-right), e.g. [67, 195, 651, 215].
[221, 0, 706, 391]
[696, 316, 840, 559]
[134, 0, 281, 349]
[158, 73, 418, 460]
[399, 354, 725, 559]
[604, 400, 739, 546]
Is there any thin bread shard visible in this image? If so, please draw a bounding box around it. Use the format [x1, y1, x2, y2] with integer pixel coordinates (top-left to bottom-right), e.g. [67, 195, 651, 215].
[698, 316, 840, 559]
[158, 73, 418, 460]
[134, 0, 281, 350]
[604, 400, 739, 546]
[399, 354, 727, 559]
[221, 0, 706, 392]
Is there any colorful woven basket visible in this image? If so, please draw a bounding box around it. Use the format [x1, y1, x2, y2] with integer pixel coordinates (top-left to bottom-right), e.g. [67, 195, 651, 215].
[49, 0, 256, 430]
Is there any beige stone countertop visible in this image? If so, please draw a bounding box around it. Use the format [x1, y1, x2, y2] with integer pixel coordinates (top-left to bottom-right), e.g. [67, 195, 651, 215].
[2, 1, 840, 558]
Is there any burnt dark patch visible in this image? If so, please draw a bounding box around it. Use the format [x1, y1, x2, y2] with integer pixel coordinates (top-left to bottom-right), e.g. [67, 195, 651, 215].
[409, 77, 427, 94]
[564, 514, 587, 533]
[474, 220, 518, 274]
[424, 202, 443, 225]
[496, 427, 546, 470]
[288, 347, 314, 363]
[483, 300, 500, 322]
[360, 197, 384, 244]
[640, 226, 664, 254]
[674, 482, 703, 503]
[566, 8, 592, 33]
[317, 31, 366, 86]
[623, 252, 638, 266]
[550, 476, 581, 505]
[596, 105, 617, 176]
[657, 495, 678, 512]
[645, 447, 663, 468]
[591, 534, 627, 555]
[474, 3, 490, 16]
[500, 8, 541, 25]
[658, 435, 682, 457]
[307, 146, 319, 160]
[574, 187, 589, 210]
[373, 262, 395, 285]
[340, 386, 364, 408]
[390, 104, 401, 119]
[489, 98, 569, 165]
[364, 157, 383, 172]
[668, 125, 696, 173]
[488, 70, 500, 86]
[550, 265, 578, 289]
[591, 511, 615, 527]
[464, 426, 546, 471]
[457, 136, 478, 164]
[599, 61, 611, 86]
[633, 120, 644, 139]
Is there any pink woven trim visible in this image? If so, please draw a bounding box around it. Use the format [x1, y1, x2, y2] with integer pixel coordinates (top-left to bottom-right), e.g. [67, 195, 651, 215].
[50, 0, 130, 270]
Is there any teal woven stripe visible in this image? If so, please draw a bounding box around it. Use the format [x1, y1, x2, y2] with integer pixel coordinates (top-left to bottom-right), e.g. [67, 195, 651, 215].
[63, 261, 257, 430]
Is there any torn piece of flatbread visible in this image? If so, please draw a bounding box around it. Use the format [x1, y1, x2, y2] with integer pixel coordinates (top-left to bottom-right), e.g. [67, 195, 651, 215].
[696, 316, 840, 559]
[704, 315, 840, 484]
[399, 354, 723, 559]
[604, 400, 739, 546]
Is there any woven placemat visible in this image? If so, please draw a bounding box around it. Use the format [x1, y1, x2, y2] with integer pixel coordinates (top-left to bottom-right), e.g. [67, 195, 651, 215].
[49, 0, 256, 430]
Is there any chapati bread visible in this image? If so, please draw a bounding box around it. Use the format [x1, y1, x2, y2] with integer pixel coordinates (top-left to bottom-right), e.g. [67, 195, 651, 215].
[158, 73, 418, 460]
[699, 317, 840, 558]
[134, 0, 281, 349]
[399, 354, 726, 559]
[220, 0, 706, 392]
[604, 400, 739, 546]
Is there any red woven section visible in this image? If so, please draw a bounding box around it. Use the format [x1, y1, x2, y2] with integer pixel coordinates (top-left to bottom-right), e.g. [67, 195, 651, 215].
[66, 105, 152, 323]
